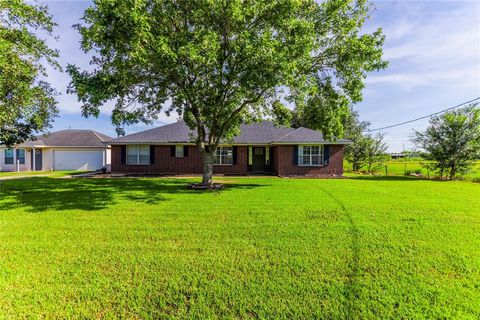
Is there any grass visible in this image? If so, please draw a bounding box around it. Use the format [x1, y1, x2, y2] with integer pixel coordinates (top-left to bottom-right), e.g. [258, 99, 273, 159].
[345, 160, 480, 180]
[0, 170, 87, 178]
[1, 176, 480, 318]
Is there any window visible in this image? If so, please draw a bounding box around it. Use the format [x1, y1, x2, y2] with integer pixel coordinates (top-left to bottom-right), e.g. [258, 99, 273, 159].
[17, 149, 25, 164]
[298, 145, 324, 166]
[126, 145, 150, 165]
[4, 149, 14, 165]
[175, 145, 184, 158]
[214, 146, 233, 165]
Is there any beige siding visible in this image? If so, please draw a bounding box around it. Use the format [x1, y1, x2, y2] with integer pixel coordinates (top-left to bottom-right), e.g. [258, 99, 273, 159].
[1, 146, 109, 172]
[41, 148, 53, 171]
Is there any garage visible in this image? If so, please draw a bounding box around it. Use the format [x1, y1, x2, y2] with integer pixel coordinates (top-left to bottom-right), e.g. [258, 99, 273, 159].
[53, 150, 105, 171]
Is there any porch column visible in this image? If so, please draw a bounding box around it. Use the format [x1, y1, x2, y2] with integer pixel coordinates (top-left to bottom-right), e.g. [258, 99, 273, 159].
[32, 147, 36, 171]
[14, 149, 18, 172]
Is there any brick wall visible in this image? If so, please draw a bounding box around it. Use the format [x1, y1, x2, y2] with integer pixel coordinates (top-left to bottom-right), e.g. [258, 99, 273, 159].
[272, 145, 344, 176]
[111, 144, 344, 176]
[111, 145, 248, 175]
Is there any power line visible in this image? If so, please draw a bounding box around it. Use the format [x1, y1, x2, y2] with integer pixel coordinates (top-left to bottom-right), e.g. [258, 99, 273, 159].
[367, 96, 480, 132]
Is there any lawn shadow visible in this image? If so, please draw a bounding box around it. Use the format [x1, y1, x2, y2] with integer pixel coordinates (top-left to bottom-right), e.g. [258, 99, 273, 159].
[0, 177, 264, 213]
[318, 186, 361, 318]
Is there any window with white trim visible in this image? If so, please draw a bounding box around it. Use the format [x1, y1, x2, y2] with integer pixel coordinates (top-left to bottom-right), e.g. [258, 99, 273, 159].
[214, 146, 233, 165]
[298, 145, 324, 166]
[17, 149, 25, 164]
[126, 145, 150, 165]
[4, 149, 14, 165]
[175, 145, 184, 158]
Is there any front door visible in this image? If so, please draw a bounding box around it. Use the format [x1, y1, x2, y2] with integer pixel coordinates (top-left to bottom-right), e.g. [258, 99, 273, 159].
[252, 147, 265, 172]
[33, 149, 42, 171]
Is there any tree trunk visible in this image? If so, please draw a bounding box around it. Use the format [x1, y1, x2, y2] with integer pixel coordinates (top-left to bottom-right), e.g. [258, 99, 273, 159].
[450, 164, 456, 180]
[352, 161, 359, 171]
[201, 151, 214, 186]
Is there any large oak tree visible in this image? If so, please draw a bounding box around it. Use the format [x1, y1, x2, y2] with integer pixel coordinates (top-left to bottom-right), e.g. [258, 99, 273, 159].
[68, 0, 386, 185]
[0, 0, 59, 146]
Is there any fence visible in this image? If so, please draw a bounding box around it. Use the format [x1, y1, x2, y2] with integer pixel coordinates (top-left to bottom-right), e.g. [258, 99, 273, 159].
[344, 161, 480, 179]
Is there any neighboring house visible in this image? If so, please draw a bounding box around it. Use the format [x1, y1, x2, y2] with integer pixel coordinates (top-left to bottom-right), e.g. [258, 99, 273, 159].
[108, 121, 351, 177]
[0, 130, 112, 172]
[389, 153, 406, 160]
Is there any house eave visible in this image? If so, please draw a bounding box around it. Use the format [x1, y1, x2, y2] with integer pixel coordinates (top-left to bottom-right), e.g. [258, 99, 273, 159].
[106, 141, 352, 146]
[270, 141, 353, 145]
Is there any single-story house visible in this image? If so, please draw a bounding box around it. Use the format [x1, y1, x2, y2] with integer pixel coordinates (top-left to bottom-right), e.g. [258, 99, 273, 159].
[108, 121, 351, 177]
[0, 130, 112, 172]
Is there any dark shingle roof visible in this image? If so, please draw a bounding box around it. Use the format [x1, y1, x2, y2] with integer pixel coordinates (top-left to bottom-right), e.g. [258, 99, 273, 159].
[108, 121, 351, 145]
[107, 122, 197, 144]
[233, 122, 295, 144]
[19, 130, 112, 147]
[273, 127, 351, 144]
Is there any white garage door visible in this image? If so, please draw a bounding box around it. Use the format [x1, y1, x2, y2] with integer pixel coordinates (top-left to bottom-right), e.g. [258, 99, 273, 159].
[53, 150, 104, 171]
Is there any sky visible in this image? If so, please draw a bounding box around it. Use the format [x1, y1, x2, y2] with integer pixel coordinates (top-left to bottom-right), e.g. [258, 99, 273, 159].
[40, 0, 480, 152]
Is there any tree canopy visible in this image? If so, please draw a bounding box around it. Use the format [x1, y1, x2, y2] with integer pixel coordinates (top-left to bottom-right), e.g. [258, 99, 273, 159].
[0, 0, 59, 146]
[413, 104, 480, 180]
[68, 0, 386, 184]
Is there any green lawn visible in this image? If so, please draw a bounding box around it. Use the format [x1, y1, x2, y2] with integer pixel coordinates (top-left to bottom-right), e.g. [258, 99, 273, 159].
[1, 176, 479, 318]
[345, 160, 480, 180]
[0, 171, 86, 178]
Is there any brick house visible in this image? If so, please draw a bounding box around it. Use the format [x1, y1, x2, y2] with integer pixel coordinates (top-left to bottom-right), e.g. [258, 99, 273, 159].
[108, 121, 351, 177]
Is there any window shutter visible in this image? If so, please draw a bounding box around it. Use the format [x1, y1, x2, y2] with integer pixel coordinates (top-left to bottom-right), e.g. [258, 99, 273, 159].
[150, 145, 155, 164]
[323, 145, 330, 165]
[293, 146, 298, 165]
[232, 146, 237, 165]
[184, 146, 189, 157]
[121, 146, 126, 164]
[15, 149, 19, 162]
[170, 146, 175, 157]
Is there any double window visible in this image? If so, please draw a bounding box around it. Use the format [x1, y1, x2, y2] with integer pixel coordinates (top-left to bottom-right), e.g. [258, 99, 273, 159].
[126, 145, 150, 165]
[214, 146, 233, 165]
[298, 145, 324, 166]
[3, 149, 25, 165]
[4, 149, 14, 165]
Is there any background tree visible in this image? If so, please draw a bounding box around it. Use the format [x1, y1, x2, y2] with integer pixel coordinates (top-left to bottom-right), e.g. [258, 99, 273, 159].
[271, 101, 293, 128]
[413, 104, 480, 180]
[363, 132, 388, 173]
[0, 0, 59, 146]
[343, 110, 370, 171]
[67, 0, 386, 185]
[291, 78, 352, 139]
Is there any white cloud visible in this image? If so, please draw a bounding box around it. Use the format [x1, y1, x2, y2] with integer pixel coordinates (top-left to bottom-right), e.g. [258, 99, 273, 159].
[365, 1, 480, 91]
[366, 65, 480, 89]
